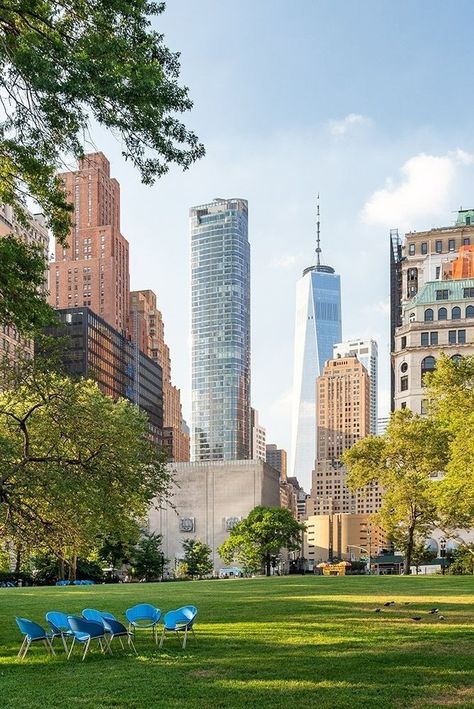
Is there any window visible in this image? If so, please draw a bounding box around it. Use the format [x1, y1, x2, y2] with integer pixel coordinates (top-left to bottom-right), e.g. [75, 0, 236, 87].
[401, 336, 407, 349]
[458, 329, 466, 344]
[401, 402, 407, 409]
[420, 399, 428, 415]
[430, 332, 438, 345]
[435, 266, 441, 280]
[452, 306, 461, 320]
[466, 305, 474, 318]
[435, 240, 443, 253]
[463, 287, 474, 298]
[421, 356, 436, 385]
[448, 330, 456, 344]
[437, 307, 447, 320]
[424, 308, 434, 322]
[464, 237, 471, 245]
[436, 289, 449, 300]
[421, 332, 429, 346]
[400, 376, 408, 391]
[466, 217, 471, 226]
[409, 243, 415, 255]
[451, 354, 462, 364]
[421, 242, 428, 255]
[448, 239, 455, 252]
[401, 362, 408, 373]
[408, 268, 418, 280]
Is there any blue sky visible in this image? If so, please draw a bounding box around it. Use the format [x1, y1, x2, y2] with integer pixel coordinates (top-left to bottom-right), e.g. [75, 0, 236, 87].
[91, 1, 474, 458]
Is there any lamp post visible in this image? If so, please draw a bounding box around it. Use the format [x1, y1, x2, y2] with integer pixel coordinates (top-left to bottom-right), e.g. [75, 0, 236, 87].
[347, 544, 372, 575]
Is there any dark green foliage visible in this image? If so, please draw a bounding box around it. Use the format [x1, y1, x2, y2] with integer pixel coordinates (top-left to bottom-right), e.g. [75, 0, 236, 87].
[0, 235, 56, 333]
[182, 538, 213, 579]
[0, 0, 205, 244]
[219, 506, 305, 576]
[448, 545, 474, 575]
[131, 531, 166, 582]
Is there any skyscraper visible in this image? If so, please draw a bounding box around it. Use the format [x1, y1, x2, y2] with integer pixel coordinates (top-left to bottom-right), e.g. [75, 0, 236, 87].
[190, 198, 251, 461]
[49, 152, 130, 334]
[290, 200, 342, 489]
[333, 339, 378, 435]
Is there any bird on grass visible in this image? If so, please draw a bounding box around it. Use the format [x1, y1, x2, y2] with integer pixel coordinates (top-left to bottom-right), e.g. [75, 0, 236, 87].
[383, 601, 394, 607]
[438, 615, 446, 621]
[410, 616, 422, 621]
[374, 608, 382, 613]
[428, 608, 439, 614]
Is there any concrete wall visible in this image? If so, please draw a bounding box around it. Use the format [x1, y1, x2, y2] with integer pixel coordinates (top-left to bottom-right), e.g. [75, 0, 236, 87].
[148, 459, 280, 574]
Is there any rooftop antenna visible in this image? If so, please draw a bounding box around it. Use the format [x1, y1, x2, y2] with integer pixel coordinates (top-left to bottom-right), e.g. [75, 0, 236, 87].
[315, 193, 321, 268]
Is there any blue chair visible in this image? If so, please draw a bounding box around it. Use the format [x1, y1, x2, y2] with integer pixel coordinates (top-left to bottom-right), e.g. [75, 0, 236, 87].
[102, 617, 137, 654]
[82, 608, 108, 624]
[46, 611, 73, 652]
[159, 608, 197, 650]
[15, 617, 55, 659]
[67, 616, 109, 660]
[175, 605, 198, 645]
[125, 604, 161, 643]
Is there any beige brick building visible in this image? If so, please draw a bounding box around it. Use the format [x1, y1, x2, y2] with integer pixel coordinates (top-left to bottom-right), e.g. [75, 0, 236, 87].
[129, 290, 189, 461]
[49, 153, 130, 334]
[304, 513, 386, 566]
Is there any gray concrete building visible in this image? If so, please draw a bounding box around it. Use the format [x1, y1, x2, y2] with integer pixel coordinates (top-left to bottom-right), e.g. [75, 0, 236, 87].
[148, 459, 280, 574]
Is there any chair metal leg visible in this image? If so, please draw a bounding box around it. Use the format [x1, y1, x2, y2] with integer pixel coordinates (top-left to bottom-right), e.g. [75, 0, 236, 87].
[17, 636, 27, 658]
[128, 635, 138, 656]
[21, 638, 31, 659]
[82, 638, 91, 661]
[159, 626, 165, 649]
[46, 638, 56, 656]
[67, 636, 76, 660]
[182, 627, 188, 649]
[61, 633, 68, 653]
[191, 627, 197, 642]
[119, 637, 124, 650]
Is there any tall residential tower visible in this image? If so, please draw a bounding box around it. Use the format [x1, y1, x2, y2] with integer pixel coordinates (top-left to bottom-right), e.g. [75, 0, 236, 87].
[190, 198, 251, 461]
[290, 199, 342, 489]
[333, 339, 378, 435]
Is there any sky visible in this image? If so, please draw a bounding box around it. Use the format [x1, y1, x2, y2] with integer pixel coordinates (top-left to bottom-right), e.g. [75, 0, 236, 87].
[88, 0, 474, 456]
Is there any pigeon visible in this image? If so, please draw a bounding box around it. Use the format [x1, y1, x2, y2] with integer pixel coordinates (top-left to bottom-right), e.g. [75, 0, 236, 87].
[404, 602, 410, 605]
[383, 602, 392, 606]
[438, 615, 445, 621]
[374, 608, 382, 613]
[428, 608, 439, 614]
[410, 616, 422, 621]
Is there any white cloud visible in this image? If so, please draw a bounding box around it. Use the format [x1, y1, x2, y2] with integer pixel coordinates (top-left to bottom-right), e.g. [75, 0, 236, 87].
[270, 254, 297, 269]
[361, 150, 474, 229]
[329, 113, 372, 137]
[363, 298, 390, 315]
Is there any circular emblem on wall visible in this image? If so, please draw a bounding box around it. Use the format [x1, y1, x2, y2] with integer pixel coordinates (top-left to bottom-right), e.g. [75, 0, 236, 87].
[225, 516, 240, 531]
[179, 517, 195, 533]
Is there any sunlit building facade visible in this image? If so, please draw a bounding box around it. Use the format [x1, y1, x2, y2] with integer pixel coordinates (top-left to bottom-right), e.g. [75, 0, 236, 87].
[190, 198, 251, 461]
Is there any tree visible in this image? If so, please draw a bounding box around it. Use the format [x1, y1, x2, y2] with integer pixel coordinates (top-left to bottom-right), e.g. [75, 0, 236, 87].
[410, 540, 437, 575]
[343, 410, 450, 574]
[426, 355, 474, 541]
[447, 545, 474, 575]
[182, 539, 213, 580]
[0, 356, 171, 577]
[218, 507, 305, 577]
[132, 531, 166, 582]
[0, 235, 56, 334]
[0, 0, 205, 246]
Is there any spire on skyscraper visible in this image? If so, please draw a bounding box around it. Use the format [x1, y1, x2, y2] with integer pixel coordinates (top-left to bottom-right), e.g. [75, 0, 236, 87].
[316, 193, 321, 268]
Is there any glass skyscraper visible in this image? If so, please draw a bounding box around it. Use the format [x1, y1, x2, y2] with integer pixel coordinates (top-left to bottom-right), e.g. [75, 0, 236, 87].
[190, 198, 251, 461]
[290, 264, 342, 490]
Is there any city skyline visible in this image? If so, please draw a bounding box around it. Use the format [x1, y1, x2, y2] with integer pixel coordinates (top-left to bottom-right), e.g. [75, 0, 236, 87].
[75, 1, 474, 453]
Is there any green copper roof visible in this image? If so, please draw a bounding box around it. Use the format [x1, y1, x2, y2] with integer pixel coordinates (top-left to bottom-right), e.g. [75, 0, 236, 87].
[411, 278, 474, 306]
[455, 209, 474, 226]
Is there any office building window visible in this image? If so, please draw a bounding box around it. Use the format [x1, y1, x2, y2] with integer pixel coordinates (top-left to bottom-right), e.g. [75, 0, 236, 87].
[421, 242, 428, 255]
[463, 237, 470, 246]
[401, 336, 407, 349]
[420, 399, 428, 415]
[451, 354, 462, 364]
[458, 329, 466, 344]
[448, 330, 456, 344]
[452, 306, 461, 320]
[436, 289, 449, 300]
[421, 356, 436, 385]
[448, 239, 455, 252]
[435, 240, 443, 253]
[424, 308, 434, 322]
[430, 332, 438, 345]
[400, 376, 408, 391]
[438, 307, 447, 320]
[466, 305, 474, 318]
[401, 402, 407, 409]
[421, 332, 429, 346]
[409, 243, 415, 255]
[463, 287, 474, 298]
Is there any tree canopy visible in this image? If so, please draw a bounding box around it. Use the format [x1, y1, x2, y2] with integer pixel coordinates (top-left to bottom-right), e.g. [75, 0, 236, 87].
[218, 507, 304, 576]
[182, 538, 213, 580]
[0, 0, 204, 244]
[342, 409, 450, 574]
[0, 357, 171, 574]
[131, 531, 166, 582]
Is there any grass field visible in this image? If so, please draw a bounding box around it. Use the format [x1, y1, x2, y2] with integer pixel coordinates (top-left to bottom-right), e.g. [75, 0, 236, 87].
[0, 575, 473, 708]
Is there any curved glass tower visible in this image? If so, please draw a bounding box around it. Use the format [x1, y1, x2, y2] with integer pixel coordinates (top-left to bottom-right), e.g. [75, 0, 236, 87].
[190, 198, 251, 461]
[290, 204, 342, 490]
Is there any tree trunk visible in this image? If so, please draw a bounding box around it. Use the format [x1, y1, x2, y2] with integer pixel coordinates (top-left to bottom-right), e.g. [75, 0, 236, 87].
[404, 523, 416, 575]
[14, 547, 21, 581]
[58, 558, 65, 581]
[265, 554, 271, 577]
[69, 553, 77, 582]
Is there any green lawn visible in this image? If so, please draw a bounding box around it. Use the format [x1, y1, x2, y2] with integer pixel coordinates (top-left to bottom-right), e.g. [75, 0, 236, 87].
[0, 576, 473, 708]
